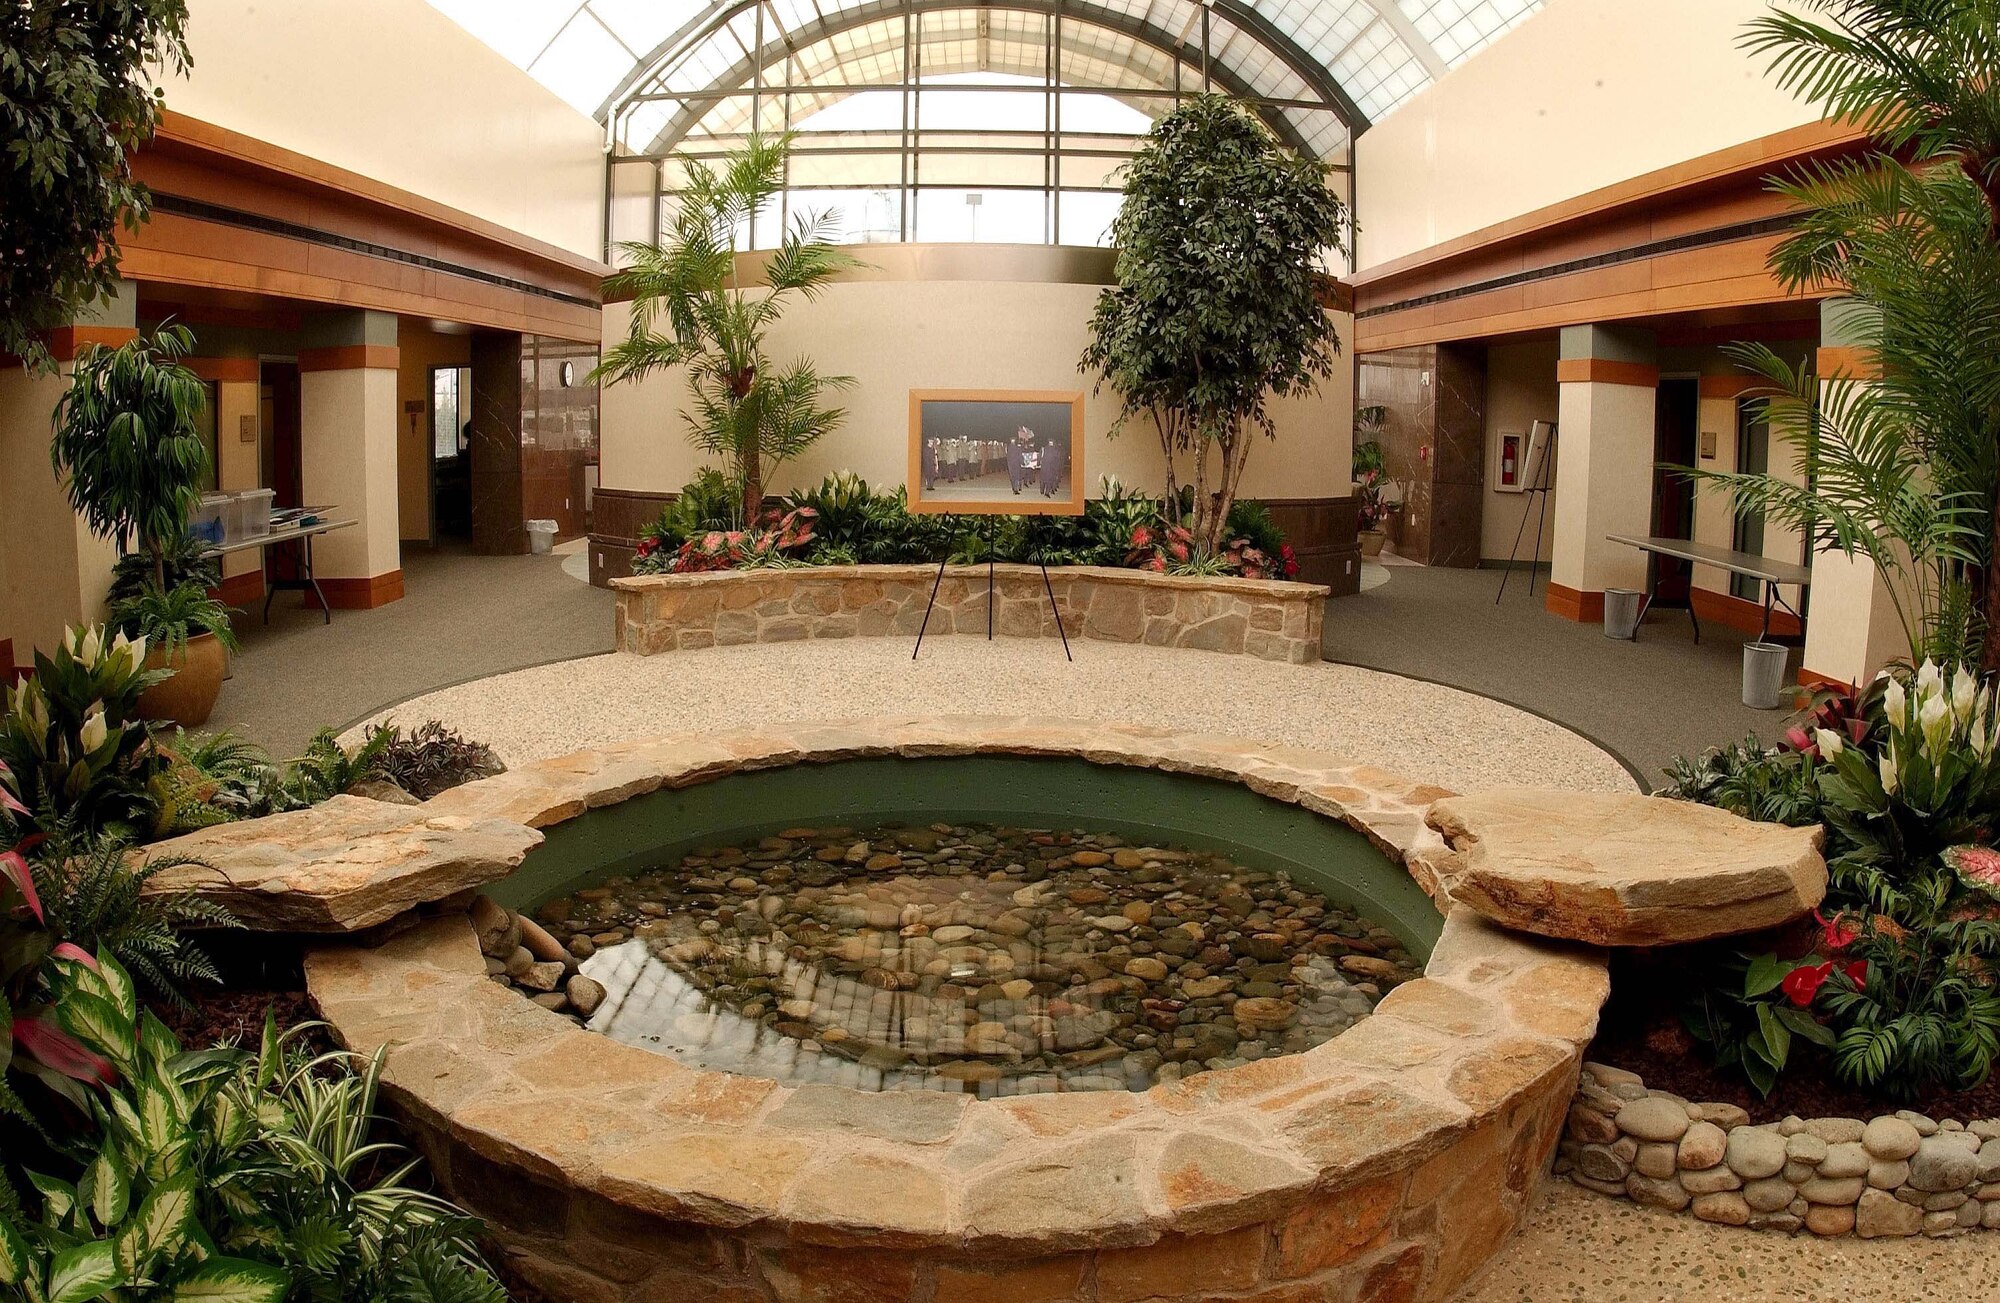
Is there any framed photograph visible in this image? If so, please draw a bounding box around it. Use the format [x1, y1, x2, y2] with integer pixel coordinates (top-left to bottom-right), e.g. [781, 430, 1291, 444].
[1494, 431, 1525, 493]
[907, 389, 1086, 516]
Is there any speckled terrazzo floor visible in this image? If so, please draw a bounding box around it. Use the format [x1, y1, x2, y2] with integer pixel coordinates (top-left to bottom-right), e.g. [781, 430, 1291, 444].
[1459, 1181, 1999, 1303]
[352, 636, 1639, 796]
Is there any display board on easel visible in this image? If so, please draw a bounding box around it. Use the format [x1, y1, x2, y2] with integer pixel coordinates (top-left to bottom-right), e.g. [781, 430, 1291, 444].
[1496, 419, 1558, 604]
[906, 389, 1083, 659]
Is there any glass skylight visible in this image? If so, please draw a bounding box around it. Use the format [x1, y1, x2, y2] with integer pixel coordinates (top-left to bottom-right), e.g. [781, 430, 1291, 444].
[425, 0, 1546, 141]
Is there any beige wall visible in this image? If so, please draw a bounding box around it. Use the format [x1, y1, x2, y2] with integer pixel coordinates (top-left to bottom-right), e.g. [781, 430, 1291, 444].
[0, 369, 118, 656]
[395, 326, 474, 543]
[1355, 0, 1822, 270]
[167, 0, 605, 259]
[1481, 340, 1560, 564]
[599, 278, 1353, 504]
[212, 379, 262, 584]
[300, 368, 401, 579]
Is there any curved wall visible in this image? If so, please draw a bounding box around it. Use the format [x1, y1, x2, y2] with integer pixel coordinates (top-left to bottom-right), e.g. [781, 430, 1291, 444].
[596, 245, 1355, 511]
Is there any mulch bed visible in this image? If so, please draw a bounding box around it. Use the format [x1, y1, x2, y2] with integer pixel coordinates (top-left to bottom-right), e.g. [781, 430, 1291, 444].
[1589, 951, 2000, 1124]
[154, 986, 331, 1057]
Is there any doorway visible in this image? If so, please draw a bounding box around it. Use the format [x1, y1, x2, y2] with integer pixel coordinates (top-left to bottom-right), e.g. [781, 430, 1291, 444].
[260, 361, 303, 583]
[1650, 376, 1700, 607]
[429, 364, 473, 542]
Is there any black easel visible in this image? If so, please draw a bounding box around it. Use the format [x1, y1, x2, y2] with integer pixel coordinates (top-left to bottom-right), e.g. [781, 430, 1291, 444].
[1495, 425, 1558, 605]
[913, 516, 1073, 661]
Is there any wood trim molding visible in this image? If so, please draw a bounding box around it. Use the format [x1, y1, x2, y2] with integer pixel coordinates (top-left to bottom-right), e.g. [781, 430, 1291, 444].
[1816, 346, 1882, 381]
[1698, 374, 1769, 399]
[1543, 582, 1605, 624]
[211, 569, 266, 607]
[187, 356, 261, 383]
[48, 326, 139, 362]
[315, 571, 404, 610]
[1349, 117, 1870, 289]
[1557, 359, 1660, 388]
[298, 344, 400, 373]
[151, 112, 607, 281]
[1689, 586, 1804, 639]
[1798, 667, 1853, 695]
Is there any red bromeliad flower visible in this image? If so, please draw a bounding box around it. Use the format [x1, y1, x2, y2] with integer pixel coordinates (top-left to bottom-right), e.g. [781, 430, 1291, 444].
[1, 847, 41, 922]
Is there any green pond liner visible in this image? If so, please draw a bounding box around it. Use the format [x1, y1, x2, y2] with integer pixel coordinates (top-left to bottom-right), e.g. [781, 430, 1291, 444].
[489, 755, 1442, 958]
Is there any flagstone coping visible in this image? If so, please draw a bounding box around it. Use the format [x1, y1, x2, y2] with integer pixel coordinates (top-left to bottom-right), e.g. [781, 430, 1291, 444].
[610, 564, 1331, 664]
[1425, 788, 1827, 946]
[297, 718, 1611, 1301]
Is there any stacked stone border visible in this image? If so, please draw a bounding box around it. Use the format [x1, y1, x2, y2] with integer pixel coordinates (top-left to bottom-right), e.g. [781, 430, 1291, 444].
[1558, 1061, 2000, 1238]
[286, 718, 1610, 1303]
[610, 565, 1331, 664]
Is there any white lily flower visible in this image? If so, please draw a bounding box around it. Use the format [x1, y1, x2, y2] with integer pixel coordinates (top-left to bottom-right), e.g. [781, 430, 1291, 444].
[1921, 693, 1952, 756]
[1883, 677, 1908, 731]
[1816, 728, 1844, 759]
[79, 706, 108, 754]
[124, 634, 147, 670]
[78, 626, 101, 665]
[1880, 752, 1899, 795]
[1953, 666, 1978, 726]
[1917, 658, 1943, 698]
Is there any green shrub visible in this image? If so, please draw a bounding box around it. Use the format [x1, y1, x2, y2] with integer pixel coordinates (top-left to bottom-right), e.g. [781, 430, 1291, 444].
[0, 956, 507, 1303]
[108, 581, 239, 661]
[105, 534, 219, 607]
[0, 627, 168, 838]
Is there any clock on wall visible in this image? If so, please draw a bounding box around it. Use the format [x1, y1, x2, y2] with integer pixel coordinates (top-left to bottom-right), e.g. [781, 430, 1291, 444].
[560, 360, 575, 387]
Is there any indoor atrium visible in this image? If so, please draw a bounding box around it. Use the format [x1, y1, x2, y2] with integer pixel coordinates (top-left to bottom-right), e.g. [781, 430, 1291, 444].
[3, 2, 1998, 1300]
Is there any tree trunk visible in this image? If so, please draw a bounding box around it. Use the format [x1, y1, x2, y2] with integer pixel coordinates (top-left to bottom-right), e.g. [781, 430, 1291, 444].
[741, 454, 763, 526]
[151, 540, 167, 594]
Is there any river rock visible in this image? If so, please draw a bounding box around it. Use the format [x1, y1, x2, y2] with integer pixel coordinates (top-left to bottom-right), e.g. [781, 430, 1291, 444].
[1616, 1096, 1691, 1144]
[1857, 1188, 1924, 1238]
[1625, 1174, 1690, 1211]
[1864, 1116, 1923, 1161]
[1677, 1121, 1727, 1170]
[1818, 1142, 1870, 1180]
[1691, 1192, 1750, 1225]
[1909, 1136, 1980, 1192]
[1727, 1127, 1787, 1180]
[566, 974, 606, 1017]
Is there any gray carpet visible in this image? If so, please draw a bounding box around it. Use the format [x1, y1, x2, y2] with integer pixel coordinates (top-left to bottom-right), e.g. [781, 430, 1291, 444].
[1322, 564, 1793, 789]
[210, 545, 614, 758]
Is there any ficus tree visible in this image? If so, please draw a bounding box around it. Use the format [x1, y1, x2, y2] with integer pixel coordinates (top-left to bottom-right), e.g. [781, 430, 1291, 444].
[1081, 95, 1347, 556]
[595, 134, 857, 524]
[1741, 0, 2000, 667]
[1, 0, 191, 372]
[50, 324, 213, 595]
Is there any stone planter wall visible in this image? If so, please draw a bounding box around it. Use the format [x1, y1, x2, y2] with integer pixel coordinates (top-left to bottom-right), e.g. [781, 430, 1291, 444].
[1558, 1061, 2000, 1238]
[299, 719, 1613, 1303]
[609, 565, 1330, 664]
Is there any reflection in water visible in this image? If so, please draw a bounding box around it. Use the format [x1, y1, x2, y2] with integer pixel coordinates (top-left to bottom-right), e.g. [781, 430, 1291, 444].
[544, 822, 1421, 1096]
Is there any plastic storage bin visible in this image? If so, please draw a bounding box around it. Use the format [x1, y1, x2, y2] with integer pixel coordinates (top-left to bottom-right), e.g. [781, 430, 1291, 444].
[227, 488, 276, 540]
[525, 519, 558, 554]
[188, 492, 230, 547]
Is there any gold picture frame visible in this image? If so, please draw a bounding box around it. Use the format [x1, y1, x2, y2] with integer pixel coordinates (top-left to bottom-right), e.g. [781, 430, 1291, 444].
[906, 389, 1086, 516]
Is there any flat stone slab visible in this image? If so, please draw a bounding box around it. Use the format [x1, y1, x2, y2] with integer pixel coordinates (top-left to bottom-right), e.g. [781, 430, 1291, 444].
[142, 795, 543, 932]
[1424, 789, 1825, 946]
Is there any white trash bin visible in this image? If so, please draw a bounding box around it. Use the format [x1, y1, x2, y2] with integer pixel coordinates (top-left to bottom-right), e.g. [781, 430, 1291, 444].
[1602, 588, 1643, 640]
[525, 519, 558, 555]
[1742, 641, 1791, 710]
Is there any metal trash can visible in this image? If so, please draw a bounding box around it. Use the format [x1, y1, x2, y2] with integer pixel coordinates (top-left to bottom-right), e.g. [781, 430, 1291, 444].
[525, 519, 558, 555]
[1743, 641, 1791, 710]
[1603, 588, 1643, 640]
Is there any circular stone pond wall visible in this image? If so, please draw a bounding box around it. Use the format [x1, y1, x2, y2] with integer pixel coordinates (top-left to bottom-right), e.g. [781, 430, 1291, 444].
[302, 718, 1611, 1303]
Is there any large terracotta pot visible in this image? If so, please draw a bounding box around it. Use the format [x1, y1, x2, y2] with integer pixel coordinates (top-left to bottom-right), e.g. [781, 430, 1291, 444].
[136, 632, 227, 728]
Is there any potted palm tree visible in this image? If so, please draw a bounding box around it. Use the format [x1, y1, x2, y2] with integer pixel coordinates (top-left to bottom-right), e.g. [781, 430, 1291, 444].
[50, 325, 228, 724]
[596, 134, 858, 524]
